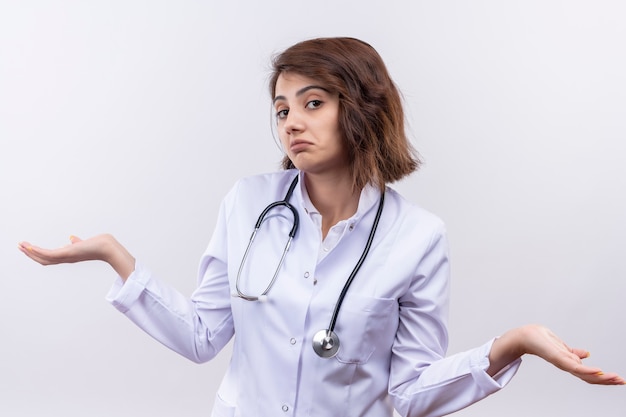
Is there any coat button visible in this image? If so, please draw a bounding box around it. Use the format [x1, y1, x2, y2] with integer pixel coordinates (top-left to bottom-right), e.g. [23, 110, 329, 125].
[282, 404, 289, 412]
[290, 338, 297, 345]
[304, 271, 310, 278]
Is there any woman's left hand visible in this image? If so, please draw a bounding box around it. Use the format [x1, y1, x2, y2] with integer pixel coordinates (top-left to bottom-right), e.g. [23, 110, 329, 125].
[488, 324, 624, 385]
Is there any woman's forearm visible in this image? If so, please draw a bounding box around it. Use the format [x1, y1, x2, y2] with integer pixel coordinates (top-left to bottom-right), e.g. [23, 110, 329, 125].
[100, 235, 136, 281]
[487, 327, 525, 376]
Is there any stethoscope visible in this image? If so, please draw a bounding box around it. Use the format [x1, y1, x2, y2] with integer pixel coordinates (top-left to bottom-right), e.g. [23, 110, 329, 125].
[234, 174, 385, 358]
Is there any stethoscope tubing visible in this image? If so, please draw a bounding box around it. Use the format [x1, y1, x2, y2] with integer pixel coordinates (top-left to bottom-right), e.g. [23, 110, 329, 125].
[326, 191, 385, 334]
[234, 176, 299, 301]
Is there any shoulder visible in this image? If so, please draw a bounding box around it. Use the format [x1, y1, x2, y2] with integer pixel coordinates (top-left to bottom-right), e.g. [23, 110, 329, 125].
[233, 170, 298, 192]
[223, 170, 298, 206]
[384, 187, 446, 237]
[216, 170, 298, 226]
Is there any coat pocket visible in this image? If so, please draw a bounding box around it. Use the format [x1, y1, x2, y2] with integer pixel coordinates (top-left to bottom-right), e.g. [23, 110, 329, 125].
[334, 294, 396, 364]
[211, 392, 236, 417]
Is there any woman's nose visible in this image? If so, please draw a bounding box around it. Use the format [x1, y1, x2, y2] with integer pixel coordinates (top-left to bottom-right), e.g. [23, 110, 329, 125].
[283, 109, 304, 133]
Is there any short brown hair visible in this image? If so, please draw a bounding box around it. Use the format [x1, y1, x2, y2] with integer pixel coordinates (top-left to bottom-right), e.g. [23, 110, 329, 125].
[269, 37, 420, 191]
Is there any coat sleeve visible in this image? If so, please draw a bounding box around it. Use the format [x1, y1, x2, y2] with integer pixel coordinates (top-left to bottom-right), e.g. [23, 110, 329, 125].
[105, 187, 237, 364]
[389, 221, 521, 417]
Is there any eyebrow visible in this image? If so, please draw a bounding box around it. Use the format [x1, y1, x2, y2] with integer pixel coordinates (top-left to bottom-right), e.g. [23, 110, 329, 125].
[273, 85, 330, 104]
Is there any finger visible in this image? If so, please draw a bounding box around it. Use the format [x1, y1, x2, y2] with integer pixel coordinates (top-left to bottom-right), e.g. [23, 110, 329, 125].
[549, 348, 586, 371]
[18, 243, 51, 265]
[18, 241, 74, 265]
[571, 348, 590, 359]
[558, 341, 587, 361]
[69, 235, 82, 244]
[18, 242, 40, 259]
[580, 371, 625, 386]
[572, 363, 603, 376]
[18, 243, 56, 265]
[609, 376, 626, 385]
[568, 363, 625, 385]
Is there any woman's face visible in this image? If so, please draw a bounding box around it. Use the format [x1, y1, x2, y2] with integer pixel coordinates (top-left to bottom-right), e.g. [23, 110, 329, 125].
[273, 72, 348, 177]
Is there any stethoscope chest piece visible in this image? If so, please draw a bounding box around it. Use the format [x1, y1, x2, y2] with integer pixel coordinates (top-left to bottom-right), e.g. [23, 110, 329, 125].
[312, 329, 340, 358]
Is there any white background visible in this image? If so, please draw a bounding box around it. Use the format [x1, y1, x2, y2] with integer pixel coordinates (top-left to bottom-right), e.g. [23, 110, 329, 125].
[1, 1, 625, 416]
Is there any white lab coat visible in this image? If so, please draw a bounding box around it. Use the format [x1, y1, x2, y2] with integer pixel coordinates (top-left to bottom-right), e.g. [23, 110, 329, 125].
[107, 169, 521, 417]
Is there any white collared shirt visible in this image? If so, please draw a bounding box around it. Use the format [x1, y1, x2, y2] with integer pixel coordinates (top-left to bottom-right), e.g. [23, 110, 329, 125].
[107, 169, 520, 417]
[299, 171, 380, 262]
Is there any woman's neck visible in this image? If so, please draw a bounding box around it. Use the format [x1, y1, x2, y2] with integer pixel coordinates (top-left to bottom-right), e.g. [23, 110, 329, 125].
[304, 172, 360, 239]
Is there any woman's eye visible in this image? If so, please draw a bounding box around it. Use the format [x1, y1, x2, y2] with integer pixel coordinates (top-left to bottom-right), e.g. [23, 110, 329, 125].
[276, 109, 289, 119]
[306, 100, 322, 109]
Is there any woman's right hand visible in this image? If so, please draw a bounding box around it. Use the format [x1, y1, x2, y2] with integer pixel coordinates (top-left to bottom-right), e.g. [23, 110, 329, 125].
[18, 234, 136, 280]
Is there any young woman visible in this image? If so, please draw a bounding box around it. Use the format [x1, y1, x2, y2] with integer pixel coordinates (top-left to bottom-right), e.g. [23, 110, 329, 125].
[19, 37, 623, 417]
